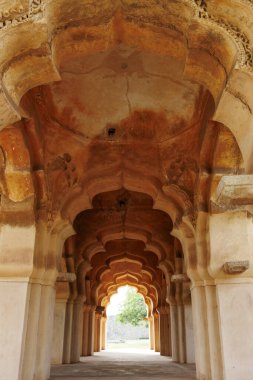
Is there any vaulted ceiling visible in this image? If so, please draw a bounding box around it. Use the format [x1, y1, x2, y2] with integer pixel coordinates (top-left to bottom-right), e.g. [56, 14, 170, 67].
[0, 0, 250, 307]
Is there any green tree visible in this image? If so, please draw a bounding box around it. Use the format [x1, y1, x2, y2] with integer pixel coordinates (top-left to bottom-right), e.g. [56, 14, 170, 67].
[117, 287, 147, 326]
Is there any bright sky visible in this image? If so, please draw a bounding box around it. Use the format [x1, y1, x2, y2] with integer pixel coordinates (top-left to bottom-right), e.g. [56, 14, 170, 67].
[106, 285, 130, 316]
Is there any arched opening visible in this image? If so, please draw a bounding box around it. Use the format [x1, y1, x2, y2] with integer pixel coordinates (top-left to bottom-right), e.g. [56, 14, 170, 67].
[105, 285, 150, 352]
[62, 188, 174, 360]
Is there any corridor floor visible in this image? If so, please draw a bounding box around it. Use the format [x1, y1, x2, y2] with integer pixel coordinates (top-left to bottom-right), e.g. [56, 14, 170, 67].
[49, 349, 196, 380]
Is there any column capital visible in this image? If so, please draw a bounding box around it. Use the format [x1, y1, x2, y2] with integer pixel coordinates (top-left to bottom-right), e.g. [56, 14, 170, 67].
[95, 305, 105, 319]
[153, 310, 159, 318]
[95, 305, 105, 314]
[157, 305, 170, 315]
[171, 273, 190, 283]
[56, 272, 76, 283]
[90, 304, 97, 312]
[83, 303, 92, 312]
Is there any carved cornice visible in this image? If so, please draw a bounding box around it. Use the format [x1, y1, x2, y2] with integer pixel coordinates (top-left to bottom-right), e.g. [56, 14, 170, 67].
[0, 0, 43, 30]
[244, 0, 253, 12]
[0, 0, 252, 73]
[186, 0, 253, 71]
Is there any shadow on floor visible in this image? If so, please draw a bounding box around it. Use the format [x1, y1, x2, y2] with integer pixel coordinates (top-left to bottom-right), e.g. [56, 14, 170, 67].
[50, 349, 196, 380]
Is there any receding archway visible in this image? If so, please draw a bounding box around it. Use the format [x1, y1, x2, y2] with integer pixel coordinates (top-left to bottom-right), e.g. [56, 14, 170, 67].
[104, 285, 150, 352]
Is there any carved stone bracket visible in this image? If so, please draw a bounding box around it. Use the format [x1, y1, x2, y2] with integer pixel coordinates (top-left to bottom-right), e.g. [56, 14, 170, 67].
[223, 260, 249, 275]
[56, 272, 76, 282]
[213, 175, 253, 210]
[95, 305, 105, 315]
[171, 273, 190, 283]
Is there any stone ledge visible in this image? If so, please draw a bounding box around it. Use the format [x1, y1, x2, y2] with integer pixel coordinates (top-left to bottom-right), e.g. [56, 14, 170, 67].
[223, 260, 249, 275]
[214, 175, 253, 207]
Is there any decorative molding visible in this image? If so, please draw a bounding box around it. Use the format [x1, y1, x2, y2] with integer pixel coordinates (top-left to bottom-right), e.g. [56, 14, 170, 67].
[226, 86, 252, 115]
[57, 272, 76, 282]
[171, 273, 190, 283]
[0, 0, 43, 30]
[166, 155, 198, 195]
[0, 0, 252, 73]
[0, 1, 26, 21]
[223, 260, 249, 274]
[188, 0, 253, 71]
[48, 153, 78, 188]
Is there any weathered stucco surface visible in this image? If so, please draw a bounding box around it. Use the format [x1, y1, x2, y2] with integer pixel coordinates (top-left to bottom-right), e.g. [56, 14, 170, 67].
[0, 1, 253, 380]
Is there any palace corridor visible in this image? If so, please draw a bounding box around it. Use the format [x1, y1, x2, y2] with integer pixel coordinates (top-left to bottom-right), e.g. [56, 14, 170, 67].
[1, 1, 253, 380]
[49, 350, 196, 380]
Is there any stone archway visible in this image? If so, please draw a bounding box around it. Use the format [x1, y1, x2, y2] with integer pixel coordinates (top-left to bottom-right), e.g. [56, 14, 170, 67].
[1, 2, 253, 380]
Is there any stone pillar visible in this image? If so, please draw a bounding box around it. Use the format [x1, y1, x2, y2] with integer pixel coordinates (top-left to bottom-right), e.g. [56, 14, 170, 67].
[0, 125, 74, 380]
[33, 228, 70, 380]
[70, 295, 85, 363]
[149, 315, 155, 350]
[158, 305, 171, 356]
[87, 306, 96, 356]
[82, 304, 91, 356]
[0, 279, 32, 380]
[216, 281, 253, 380]
[0, 122, 37, 380]
[96, 313, 102, 352]
[101, 316, 107, 350]
[51, 296, 68, 364]
[170, 303, 179, 362]
[153, 310, 160, 352]
[93, 314, 98, 353]
[51, 273, 75, 364]
[207, 208, 253, 380]
[191, 285, 212, 379]
[186, 182, 253, 380]
[177, 301, 186, 363]
[169, 268, 189, 363]
[94, 307, 104, 352]
[34, 284, 56, 380]
[21, 281, 43, 380]
[20, 221, 58, 380]
[173, 260, 187, 364]
[62, 298, 74, 363]
[184, 301, 195, 364]
[0, 223, 37, 380]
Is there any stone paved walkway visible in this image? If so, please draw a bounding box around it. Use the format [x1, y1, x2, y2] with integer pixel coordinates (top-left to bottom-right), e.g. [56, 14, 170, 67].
[49, 349, 196, 380]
